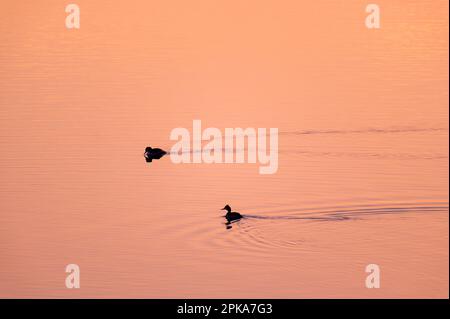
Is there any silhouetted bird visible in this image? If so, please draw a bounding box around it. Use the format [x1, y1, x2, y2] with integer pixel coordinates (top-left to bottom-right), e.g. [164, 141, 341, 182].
[144, 146, 167, 163]
[221, 204, 243, 222]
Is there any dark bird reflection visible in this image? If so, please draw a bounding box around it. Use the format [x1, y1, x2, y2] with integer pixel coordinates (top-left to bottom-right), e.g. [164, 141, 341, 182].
[221, 204, 243, 229]
[144, 146, 167, 163]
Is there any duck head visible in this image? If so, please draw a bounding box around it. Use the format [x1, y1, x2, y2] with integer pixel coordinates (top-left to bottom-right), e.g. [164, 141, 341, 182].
[221, 205, 231, 213]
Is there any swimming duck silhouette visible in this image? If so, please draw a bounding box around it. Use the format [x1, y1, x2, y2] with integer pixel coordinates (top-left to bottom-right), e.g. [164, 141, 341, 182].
[144, 146, 167, 163]
[222, 205, 243, 222]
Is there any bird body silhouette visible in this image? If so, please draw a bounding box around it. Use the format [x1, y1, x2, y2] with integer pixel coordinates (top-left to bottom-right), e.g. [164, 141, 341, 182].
[222, 205, 243, 222]
[144, 146, 167, 162]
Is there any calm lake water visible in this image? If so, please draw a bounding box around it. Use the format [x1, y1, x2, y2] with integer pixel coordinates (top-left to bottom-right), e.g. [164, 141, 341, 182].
[0, 1, 448, 298]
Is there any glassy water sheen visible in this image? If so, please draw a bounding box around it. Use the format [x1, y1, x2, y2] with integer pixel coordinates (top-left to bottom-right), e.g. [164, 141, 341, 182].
[0, 1, 448, 298]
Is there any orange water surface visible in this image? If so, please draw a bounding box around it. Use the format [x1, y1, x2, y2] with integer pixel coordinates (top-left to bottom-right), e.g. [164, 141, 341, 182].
[0, 0, 448, 298]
